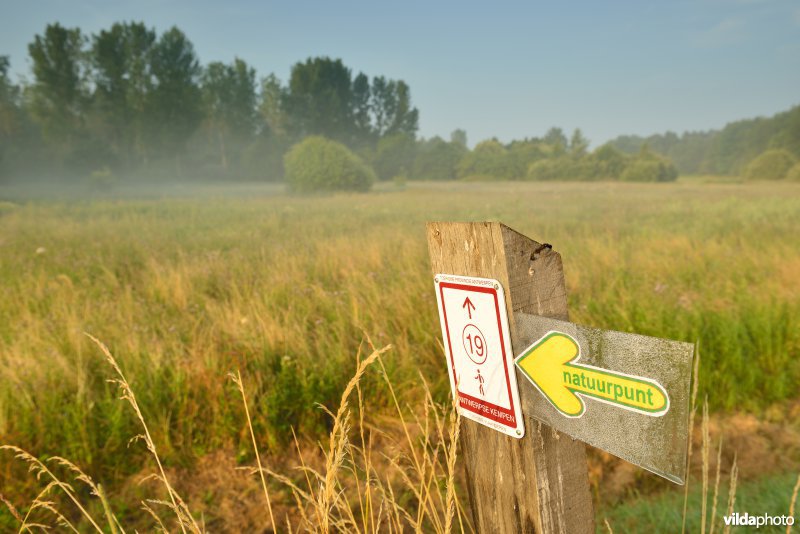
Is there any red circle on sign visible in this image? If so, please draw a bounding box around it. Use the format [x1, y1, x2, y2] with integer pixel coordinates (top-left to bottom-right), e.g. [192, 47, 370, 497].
[462, 324, 488, 365]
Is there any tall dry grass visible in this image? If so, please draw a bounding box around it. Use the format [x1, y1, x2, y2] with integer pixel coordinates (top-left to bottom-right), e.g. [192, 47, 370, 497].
[3, 333, 798, 532]
[1, 182, 798, 475]
[2, 335, 469, 532]
[1, 181, 799, 529]
[789, 474, 800, 534]
[250, 340, 468, 533]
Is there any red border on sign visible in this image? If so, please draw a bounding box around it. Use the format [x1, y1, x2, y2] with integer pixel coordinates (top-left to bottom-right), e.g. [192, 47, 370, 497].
[439, 282, 517, 427]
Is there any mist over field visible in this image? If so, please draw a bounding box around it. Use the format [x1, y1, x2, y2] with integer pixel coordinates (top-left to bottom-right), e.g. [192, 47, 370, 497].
[1, 4, 799, 533]
[1, 18, 799, 189]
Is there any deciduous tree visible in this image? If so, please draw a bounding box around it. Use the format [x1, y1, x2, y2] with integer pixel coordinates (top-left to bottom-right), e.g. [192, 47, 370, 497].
[91, 22, 156, 167]
[285, 57, 353, 143]
[371, 76, 418, 138]
[27, 23, 88, 166]
[148, 27, 203, 175]
[202, 58, 257, 170]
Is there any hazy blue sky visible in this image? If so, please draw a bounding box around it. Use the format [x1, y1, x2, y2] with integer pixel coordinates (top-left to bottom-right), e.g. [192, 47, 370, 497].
[2, 0, 799, 146]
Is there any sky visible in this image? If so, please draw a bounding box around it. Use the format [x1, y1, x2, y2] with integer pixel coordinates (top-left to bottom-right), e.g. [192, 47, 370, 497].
[2, 0, 799, 147]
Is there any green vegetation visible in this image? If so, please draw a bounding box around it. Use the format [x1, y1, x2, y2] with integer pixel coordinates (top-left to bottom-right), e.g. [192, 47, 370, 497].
[284, 136, 375, 192]
[743, 149, 797, 181]
[0, 180, 798, 529]
[523, 144, 677, 182]
[372, 133, 417, 180]
[0, 21, 697, 187]
[612, 105, 800, 175]
[0, 23, 419, 183]
[620, 159, 678, 183]
[457, 139, 515, 179]
[602, 471, 799, 533]
[1, 181, 797, 461]
[6, 23, 800, 189]
[411, 134, 467, 180]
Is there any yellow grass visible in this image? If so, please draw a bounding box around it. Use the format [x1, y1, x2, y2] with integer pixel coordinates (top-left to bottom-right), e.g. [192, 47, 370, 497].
[0, 180, 799, 530]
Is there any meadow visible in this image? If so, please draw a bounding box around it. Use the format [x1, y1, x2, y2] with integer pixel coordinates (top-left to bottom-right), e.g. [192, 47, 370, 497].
[0, 179, 799, 531]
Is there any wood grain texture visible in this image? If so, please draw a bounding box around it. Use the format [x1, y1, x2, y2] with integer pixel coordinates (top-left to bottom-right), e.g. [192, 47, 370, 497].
[426, 221, 593, 534]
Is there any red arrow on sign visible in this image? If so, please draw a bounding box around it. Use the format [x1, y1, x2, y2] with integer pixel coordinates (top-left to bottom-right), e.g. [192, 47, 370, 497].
[463, 297, 476, 319]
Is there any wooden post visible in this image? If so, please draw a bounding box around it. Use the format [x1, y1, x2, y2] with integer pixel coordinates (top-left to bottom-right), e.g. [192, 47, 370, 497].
[427, 221, 594, 534]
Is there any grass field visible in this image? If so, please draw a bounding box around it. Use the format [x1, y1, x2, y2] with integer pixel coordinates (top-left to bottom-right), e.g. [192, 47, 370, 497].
[1, 180, 799, 531]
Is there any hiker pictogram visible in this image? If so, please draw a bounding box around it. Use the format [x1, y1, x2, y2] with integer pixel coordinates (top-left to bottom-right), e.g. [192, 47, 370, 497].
[433, 273, 523, 438]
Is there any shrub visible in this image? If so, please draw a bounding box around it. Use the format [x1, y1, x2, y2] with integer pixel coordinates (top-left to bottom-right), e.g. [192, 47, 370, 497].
[620, 158, 679, 182]
[284, 136, 376, 192]
[527, 158, 568, 181]
[526, 157, 597, 181]
[742, 149, 797, 181]
[456, 139, 516, 180]
[590, 144, 629, 179]
[412, 137, 465, 180]
[506, 140, 548, 178]
[786, 162, 800, 182]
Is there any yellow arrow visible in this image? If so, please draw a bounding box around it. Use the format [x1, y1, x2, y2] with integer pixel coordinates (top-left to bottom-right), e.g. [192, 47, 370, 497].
[515, 331, 669, 418]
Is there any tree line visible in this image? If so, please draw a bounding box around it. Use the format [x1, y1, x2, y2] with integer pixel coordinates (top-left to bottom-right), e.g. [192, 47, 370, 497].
[0, 21, 681, 187]
[610, 105, 800, 176]
[0, 22, 418, 182]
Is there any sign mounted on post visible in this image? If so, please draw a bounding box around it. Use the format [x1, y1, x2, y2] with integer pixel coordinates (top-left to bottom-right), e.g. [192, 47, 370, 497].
[513, 313, 694, 484]
[515, 331, 670, 418]
[434, 273, 525, 438]
[427, 222, 594, 533]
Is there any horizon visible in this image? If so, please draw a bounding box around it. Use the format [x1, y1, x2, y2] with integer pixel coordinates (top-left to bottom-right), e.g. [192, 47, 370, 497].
[2, 0, 799, 147]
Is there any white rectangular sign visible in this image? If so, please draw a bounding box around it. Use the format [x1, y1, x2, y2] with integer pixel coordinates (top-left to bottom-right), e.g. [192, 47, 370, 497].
[434, 273, 524, 438]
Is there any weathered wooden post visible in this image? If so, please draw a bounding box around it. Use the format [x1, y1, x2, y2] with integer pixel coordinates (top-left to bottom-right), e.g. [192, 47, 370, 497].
[426, 221, 594, 533]
[427, 221, 694, 533]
